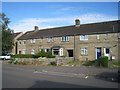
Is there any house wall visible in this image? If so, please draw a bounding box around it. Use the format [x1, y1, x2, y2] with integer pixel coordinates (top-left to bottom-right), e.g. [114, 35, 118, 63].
[17, 33, 120, 61]
[12, 33, 23, 54]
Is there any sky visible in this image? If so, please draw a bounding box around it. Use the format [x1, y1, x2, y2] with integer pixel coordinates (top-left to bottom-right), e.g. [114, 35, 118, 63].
[2, 2, 119, 33]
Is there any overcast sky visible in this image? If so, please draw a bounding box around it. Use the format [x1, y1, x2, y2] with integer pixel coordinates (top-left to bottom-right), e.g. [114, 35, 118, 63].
[2, 2, 119, 33]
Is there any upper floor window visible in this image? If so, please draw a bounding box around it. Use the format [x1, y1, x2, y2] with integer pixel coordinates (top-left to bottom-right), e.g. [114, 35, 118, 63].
[80, 35, 88, 40]
[81, 48, 88, 55]
[48, 37, 54, 42]
[61, 36, 69, 41]
[23, 41, 26, 45]
[30, 39, 36, 43]
[106, 34, 108, 39]
[97, 34, 100, 39]
[19, 41, 21, 45]
[118, 33, 120, 38]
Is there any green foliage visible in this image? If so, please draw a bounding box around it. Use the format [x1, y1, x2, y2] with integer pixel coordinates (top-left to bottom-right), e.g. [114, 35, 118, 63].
[50, 61, 57, 66]
[35, 51, 55, 58]
[99, 56, 108, 67]
[83, 61, 95, 66]
[11, 54, 35, 58]
[0, 13, 14, 54]
[8, 58, 15, 64]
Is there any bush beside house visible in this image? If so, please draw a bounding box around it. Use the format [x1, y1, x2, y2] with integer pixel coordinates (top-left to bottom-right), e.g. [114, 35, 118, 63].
[99, 56, 108, 67]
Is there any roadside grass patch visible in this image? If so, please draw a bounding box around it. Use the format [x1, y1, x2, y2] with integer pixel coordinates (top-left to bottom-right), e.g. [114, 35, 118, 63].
[82, 61, 96, 66]
[110, 61, 120, 68]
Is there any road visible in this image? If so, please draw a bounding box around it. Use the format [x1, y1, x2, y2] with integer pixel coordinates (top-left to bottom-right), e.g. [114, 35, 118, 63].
[2, 61, 119, 88]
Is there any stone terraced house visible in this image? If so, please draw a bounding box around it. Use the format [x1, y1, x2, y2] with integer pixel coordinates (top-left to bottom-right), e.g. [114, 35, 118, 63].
[15, 19, 120, 61]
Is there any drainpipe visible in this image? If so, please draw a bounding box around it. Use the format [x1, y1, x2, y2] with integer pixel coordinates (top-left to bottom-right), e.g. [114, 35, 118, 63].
[74, 35, 76, 61]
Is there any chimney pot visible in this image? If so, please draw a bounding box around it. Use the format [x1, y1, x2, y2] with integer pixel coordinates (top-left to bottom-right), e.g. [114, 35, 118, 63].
[34, 26, 39, 31]
[75, 19, 80, 27]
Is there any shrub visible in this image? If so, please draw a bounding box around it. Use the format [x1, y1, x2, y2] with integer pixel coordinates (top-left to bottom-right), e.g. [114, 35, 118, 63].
[11, 54, 35, 58]
[50, 61, 57, 66]
[99, 56, 108, 67]
[35, 51, 55, 58]
[8, 58, 15, 64]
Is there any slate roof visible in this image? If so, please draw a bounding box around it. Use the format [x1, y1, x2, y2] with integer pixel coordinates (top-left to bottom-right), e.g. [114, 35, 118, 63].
[18, 20, 120, 40]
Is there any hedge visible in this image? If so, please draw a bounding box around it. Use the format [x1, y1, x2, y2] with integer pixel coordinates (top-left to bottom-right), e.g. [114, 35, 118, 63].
[99, 56, 108, 67]
[11, 54, 35, 58]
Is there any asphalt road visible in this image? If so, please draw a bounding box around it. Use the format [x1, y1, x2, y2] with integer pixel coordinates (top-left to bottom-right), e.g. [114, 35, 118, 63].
[2, 61, 119, 88]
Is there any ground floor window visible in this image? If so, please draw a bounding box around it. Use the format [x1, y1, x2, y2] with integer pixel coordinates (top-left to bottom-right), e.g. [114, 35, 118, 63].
[22, 50, 26, 54]
[81, 48, 88, 55]
[45, 49, 50, 52]
[31, 49, 35, 54]
[52, 49, 59, 55]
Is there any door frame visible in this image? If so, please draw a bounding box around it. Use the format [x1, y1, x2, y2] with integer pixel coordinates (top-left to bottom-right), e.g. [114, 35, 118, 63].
[104, 47, 111, 60]
[96, 47, 102, 60]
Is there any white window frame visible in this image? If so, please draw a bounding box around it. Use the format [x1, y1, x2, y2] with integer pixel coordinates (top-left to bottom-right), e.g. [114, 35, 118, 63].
[30, 39, 36, 43]
[61, 36, 69, 41]
[118, 33, 120, 38]
[23, 41, 26, 45]
[19, 41, 21, 45]
[48, 37, 54, 42]
[80, 35, 88, 40]
[97, 34, 100, 39]
[22, 50, 26, 54]
[31, 49, 35, 54]
[81, 48, 88, 55]
[106, 34, 108, 39]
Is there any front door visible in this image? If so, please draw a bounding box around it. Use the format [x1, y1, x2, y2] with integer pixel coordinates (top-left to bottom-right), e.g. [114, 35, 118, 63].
[67, 50, 73, 57]
[96, 48, 102, 59]
[104, 48, 111, 60]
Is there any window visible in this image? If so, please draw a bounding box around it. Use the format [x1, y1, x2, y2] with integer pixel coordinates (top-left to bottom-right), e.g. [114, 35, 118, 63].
[45, 49, 50, 52]
[97, 34, 100, 39]
[48, 37, 54, 42]
[23, 41, 26, 45]
[61, 36, 69, 41]
[31, 49, 35, 54]
[19, 41, 21, 45]
[106, 48, 110, 54]
[106, 34, 108, 39]
[80, 35, 88, 40]
[52, 49, 59, 55]
[118, 33, 120, 38]
[30, 39, 36, 43]
[81, 48, 88, 55]
[22, 50, 26, 54]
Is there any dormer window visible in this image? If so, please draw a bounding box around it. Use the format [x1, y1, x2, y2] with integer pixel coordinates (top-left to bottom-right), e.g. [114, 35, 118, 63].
[48, 37, 54, 42]
[61, 36, 69, 41]
[30, 39, 36, 43]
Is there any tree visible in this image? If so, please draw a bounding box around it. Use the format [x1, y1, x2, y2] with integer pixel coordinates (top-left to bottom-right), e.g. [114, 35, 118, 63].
[0, 13, 14, 55]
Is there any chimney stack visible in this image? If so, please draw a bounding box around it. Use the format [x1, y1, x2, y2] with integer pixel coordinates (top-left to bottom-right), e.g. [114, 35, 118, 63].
[75, 19, 80, 27]
[34, 26, 39, 31]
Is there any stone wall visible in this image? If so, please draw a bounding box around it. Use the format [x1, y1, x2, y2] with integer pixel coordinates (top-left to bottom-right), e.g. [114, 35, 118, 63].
[15, 57, 74, 65]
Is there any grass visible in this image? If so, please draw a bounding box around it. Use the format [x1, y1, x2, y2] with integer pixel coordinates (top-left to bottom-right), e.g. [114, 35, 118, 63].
[110, 61, 120, 68]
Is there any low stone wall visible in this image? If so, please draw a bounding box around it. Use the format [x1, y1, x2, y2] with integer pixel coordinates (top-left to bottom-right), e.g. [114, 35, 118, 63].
[15, 57, 74, 65]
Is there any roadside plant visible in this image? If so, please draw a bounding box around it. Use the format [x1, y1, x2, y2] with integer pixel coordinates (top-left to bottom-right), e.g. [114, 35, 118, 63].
[99, 56, 108, 67]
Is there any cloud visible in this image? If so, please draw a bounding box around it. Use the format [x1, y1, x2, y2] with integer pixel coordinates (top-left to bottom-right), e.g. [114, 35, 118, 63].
[10, 13, 118, 33]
